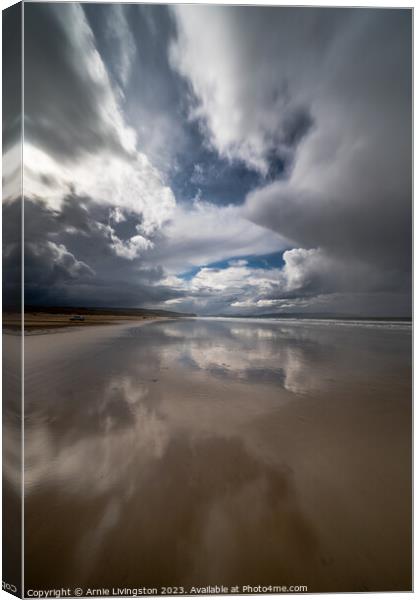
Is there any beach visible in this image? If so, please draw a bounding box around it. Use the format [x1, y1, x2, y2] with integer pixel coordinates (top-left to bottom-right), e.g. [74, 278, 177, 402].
[21, 317, 411, 592]
[3, 310, 184, 332]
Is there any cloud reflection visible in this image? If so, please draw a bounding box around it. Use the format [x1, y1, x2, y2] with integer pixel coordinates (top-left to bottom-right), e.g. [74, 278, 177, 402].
[24, 319, 411, 591]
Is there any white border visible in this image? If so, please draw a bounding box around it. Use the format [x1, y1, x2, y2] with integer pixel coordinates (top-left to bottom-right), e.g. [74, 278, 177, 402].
[0, 1, 414, 600]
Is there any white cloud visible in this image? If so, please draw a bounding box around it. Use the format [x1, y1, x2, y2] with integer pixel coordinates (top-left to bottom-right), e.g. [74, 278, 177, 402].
[48, 242, 95, 278]
[27, 240, 95, 281]
[157, 246, 388, 314]
[21, 4, 410, 315]
[191, 261, 280, 293]
[157, 256, 283, 313]
[149, 199, 288, 273]
[109, 206, 126, 224]
[109, 230, 152, 260]
[25, 144, 175, 238]
[171, 6, 411, 315]
[104, 5, 136, 90]
[170, 6, 317, 174]
[24, 3, 176, 258]
[53, 3, 137, 156]
[2, 143, 21, 203]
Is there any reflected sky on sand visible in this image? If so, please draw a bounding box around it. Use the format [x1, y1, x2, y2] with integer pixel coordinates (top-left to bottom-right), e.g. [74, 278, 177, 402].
[24, 318, 411, 592]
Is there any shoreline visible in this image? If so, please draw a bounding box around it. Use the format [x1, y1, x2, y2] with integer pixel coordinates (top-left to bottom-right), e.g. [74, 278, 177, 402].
[3, 312, 411, 336]
[3, 313, 180, 335]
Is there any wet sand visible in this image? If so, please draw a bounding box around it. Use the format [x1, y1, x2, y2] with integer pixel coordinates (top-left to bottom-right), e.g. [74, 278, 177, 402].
[3, 332, 22, 595]
[21, 318, 411, 592]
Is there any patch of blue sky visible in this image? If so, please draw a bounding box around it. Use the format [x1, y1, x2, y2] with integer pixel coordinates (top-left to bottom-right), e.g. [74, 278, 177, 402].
[172, 147, 263, 206]
[179, 251, 285, 280]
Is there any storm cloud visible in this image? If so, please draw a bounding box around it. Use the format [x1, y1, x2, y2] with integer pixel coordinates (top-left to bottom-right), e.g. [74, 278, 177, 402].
[20, 4, 412, 316]
[21, 196, 183, 307]
[170, 6, 412, 314]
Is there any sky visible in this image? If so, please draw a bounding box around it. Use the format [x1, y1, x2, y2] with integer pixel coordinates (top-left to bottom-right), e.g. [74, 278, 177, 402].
[4, 3, 412, 315]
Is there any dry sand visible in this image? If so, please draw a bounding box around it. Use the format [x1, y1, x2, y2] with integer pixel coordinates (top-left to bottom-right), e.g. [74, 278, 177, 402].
[3, 312, 168, 332]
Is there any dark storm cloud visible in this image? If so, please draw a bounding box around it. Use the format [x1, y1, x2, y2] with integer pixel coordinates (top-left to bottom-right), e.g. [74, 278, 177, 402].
[22, 4, 412, 315]
[243, 9, 412, 290]
[2, 4, 23, 311]
[83, 3, 188, 173]
[170, 5, 329, 175]
[21, 197, 184, 307]
[3, 198, 21, 309]
[83, 2, 285, 205]
[171, 6, 412, 314]
[2, 3, 21, 152]
[22, 3, 187, 308]
[24, 3, 132, 162]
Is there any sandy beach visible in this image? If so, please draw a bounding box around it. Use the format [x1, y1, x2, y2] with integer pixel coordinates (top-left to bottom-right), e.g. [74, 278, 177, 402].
[21, 318, 411, 593]
[3, 311, 180, 332]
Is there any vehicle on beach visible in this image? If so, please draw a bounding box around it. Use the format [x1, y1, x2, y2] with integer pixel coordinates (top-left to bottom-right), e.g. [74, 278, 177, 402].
[69, 315, 85, 322]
